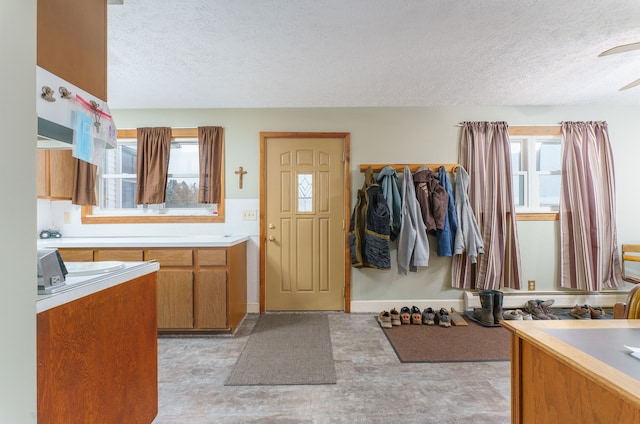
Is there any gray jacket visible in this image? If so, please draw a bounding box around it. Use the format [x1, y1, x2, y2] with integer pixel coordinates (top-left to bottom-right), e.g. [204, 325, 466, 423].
[452, 166, 484, 263]
[397, 166, 430, 274]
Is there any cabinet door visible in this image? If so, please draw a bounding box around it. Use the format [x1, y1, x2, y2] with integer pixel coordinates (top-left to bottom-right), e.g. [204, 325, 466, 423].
[48, 150, 75, 199]
[197, 270, 227, 329]
[58, 248, 94, 262]
[96, 249, 144, 262]
[37, 150, 48, 198]
[37, 0, 107, 100]
[157, 270, 194, 329]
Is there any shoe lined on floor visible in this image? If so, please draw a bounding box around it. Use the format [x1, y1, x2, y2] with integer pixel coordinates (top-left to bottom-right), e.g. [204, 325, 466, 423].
[422, 307, 435, 325]
[516, 309, 532, 320]
[400, 306, 411, 325]
[590, 306, 605, 319]
[411, 306, 422, 325]
[378, 310, 393, 328]
[389, 308, 401, 326]
[570, 304, 591, 319]
[524, 300, 550, 320]
[434, 308, 451, 327]
[537, 299, 559, 320]
[503, 309, 523, 320]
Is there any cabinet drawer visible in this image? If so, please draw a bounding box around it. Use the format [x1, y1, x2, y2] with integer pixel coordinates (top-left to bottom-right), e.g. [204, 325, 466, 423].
[146, 249, 193, 266]
[58, 249, 94, 262]
[96, 249, 144, 262]
[198, 249, 227, 266]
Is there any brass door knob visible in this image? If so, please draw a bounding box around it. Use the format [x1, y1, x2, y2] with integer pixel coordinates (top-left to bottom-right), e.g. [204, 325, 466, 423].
[268, 236, 276, 241]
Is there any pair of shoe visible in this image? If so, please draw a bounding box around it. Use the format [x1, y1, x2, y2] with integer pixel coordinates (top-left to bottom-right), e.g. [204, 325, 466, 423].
[502, 309, 532, 320]
[377, 310, 393, 328]
[570, 304, 605, 319]
[524, 299, 559, 320]
[389, 308, 402, 326]
[399, 306, 411, 325]
[433, 308, 451, 327]
[422, 307, 436, 325]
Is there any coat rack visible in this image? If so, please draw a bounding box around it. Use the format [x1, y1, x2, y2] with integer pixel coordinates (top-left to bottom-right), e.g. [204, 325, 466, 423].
[359, 163, 460, 173]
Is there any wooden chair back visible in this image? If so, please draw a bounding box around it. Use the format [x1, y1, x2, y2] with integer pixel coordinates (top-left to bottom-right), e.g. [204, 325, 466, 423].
[622, 244, 640, 283]
[614, 284, 640, 319]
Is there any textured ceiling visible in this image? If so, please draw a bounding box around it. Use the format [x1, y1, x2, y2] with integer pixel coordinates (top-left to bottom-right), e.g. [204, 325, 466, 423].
[107, 0, 640, 109]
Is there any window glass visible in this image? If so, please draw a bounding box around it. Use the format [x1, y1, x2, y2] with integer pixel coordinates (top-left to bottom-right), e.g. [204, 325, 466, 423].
[511, 141, 522, 172]
[536, 140, 561, 172]
[513, 174, 525, 207]
[538, 174, 561, 206]
[298, 173, 313, 212]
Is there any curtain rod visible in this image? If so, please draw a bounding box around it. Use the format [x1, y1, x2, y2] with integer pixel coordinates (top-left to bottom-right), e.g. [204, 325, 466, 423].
[455, 123, 561, 127]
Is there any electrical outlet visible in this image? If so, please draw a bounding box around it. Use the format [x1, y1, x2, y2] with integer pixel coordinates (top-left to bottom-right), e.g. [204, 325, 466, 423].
[64, 212, 72, 224]
[242, 209, 257, 220]
[528, 280, 536, 291]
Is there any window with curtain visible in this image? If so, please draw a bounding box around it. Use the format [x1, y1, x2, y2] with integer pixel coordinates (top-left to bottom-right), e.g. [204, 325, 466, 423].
[80, 127, 225, 223]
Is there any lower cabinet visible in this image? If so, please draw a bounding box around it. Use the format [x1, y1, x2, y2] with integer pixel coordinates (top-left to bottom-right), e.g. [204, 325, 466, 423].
[57, 242, 247, 333]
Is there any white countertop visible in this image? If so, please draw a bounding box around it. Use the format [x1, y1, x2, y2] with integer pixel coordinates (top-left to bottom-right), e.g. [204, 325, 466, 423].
[36, 261, 160, 313]
[37, 235, 250, 248]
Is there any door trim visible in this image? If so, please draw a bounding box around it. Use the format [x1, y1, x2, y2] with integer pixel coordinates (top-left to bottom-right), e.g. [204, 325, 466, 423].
[259, 132, 351, 313]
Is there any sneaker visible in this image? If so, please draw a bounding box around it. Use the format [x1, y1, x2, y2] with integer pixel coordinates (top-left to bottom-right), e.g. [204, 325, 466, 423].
[377, 310, 393, 328]
[411, 306, 422, 325]
[590, 306, 605, 319]
[537, 299, 559, 320]
[389, 308, 401, 326]
[503, 309, 523, 320]
[400, 306, 411, 325]
[434, 308, 451, 327]
[422, 307, 436, 325]
[524, 300, 550, 320]
[570, 304, 591, 319]
[515, 309, 532, 320]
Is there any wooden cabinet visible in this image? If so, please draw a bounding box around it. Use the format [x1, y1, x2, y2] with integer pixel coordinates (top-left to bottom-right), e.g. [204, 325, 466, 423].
[37, 0, 107, 100]
[37, 272, 158, 423]
[37, 150, 75, 200]
[57, 243, 248, 333]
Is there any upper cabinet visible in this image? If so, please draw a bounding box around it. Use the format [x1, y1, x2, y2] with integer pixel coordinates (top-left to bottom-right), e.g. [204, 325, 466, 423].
[37, 0, 107, 100]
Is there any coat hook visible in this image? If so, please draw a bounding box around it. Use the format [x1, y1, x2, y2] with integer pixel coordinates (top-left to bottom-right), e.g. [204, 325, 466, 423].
[58, 86, 72, 99]
[41, 86, 55, 102]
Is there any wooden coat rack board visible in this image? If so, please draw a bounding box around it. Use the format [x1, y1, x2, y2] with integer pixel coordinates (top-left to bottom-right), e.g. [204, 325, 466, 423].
[359, 163, 460, 173]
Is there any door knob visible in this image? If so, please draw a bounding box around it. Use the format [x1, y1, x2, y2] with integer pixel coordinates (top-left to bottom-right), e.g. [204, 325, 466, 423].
[268, 236, 276, 241]
[268, 223, 275, 229]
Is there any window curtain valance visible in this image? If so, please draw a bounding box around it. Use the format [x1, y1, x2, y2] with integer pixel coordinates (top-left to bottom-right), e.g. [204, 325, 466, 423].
[198, 126, 224, 204]
[135, 127, 171, 205]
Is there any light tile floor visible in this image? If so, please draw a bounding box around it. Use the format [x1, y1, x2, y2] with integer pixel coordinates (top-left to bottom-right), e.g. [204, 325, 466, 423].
[153, 313, 511, 424]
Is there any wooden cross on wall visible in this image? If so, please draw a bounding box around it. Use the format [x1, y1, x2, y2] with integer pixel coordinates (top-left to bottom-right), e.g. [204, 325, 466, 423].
[235, 166, 247, 189]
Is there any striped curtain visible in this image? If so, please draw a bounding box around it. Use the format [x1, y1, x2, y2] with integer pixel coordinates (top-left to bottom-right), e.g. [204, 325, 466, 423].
[560, 121, 621, 290]
[452, 122, 522, 290]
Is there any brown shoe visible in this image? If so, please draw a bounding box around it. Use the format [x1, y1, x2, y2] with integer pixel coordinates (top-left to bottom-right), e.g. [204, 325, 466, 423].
[377, 311, 392, 328]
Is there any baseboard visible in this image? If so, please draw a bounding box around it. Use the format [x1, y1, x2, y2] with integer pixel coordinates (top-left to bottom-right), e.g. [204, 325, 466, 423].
[350, 299, 466, 314]
[247, 302, 260, 314]
[463, 290, 629, 310]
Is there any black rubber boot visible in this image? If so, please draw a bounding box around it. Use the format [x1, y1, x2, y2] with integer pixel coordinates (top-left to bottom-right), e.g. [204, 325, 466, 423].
[492, 290, 504, 323]
[473, 290, 494, 325]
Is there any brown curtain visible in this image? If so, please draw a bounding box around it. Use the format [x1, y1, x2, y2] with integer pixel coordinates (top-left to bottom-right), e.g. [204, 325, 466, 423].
[560, 121, 621, 290]
[135, 127, 171, 204]
[452, 121, 522, 290]
[72, 159, 97, 206]
[198, 126, 223, 204]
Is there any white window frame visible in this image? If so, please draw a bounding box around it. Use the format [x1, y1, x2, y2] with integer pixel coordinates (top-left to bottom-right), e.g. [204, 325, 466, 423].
[510, 135, 562, 213]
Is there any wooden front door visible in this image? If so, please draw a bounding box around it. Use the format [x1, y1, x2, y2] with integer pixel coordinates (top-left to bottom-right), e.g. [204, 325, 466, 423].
[261, 132, 350, 311]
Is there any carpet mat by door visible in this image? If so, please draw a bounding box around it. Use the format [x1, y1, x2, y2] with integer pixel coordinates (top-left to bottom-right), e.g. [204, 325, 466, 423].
[225, 313, 337, 386]
[381, 315, 510, 363]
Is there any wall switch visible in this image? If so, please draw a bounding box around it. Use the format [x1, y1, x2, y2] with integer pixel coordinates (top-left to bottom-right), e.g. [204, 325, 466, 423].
[64, 212, 72, 224]
[242, 209, 257, 220]
[528, 280, 536, 291]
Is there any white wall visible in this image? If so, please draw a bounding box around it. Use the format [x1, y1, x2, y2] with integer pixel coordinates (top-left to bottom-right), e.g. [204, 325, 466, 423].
[40, 106, 640, 309]
[1, 0, 37, 422]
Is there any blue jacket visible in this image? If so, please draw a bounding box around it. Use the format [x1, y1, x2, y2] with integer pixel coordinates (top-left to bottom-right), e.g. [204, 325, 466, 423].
[436, 166, 458, 256]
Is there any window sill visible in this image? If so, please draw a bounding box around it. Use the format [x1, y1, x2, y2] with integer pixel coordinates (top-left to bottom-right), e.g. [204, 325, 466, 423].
[516, 212, 558, 221]
[81, 206, 225, 224]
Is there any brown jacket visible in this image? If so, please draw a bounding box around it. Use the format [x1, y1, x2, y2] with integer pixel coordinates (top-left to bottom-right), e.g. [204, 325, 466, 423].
[412, 169, 448, 233]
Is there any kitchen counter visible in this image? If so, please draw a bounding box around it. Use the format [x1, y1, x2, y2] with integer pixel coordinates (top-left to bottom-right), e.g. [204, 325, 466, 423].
[37, 261, 160, 313]
[38, 235, 249, 248]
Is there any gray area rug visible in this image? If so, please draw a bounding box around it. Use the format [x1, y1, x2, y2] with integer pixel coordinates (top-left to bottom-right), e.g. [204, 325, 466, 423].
[225, 313, 337, 386]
